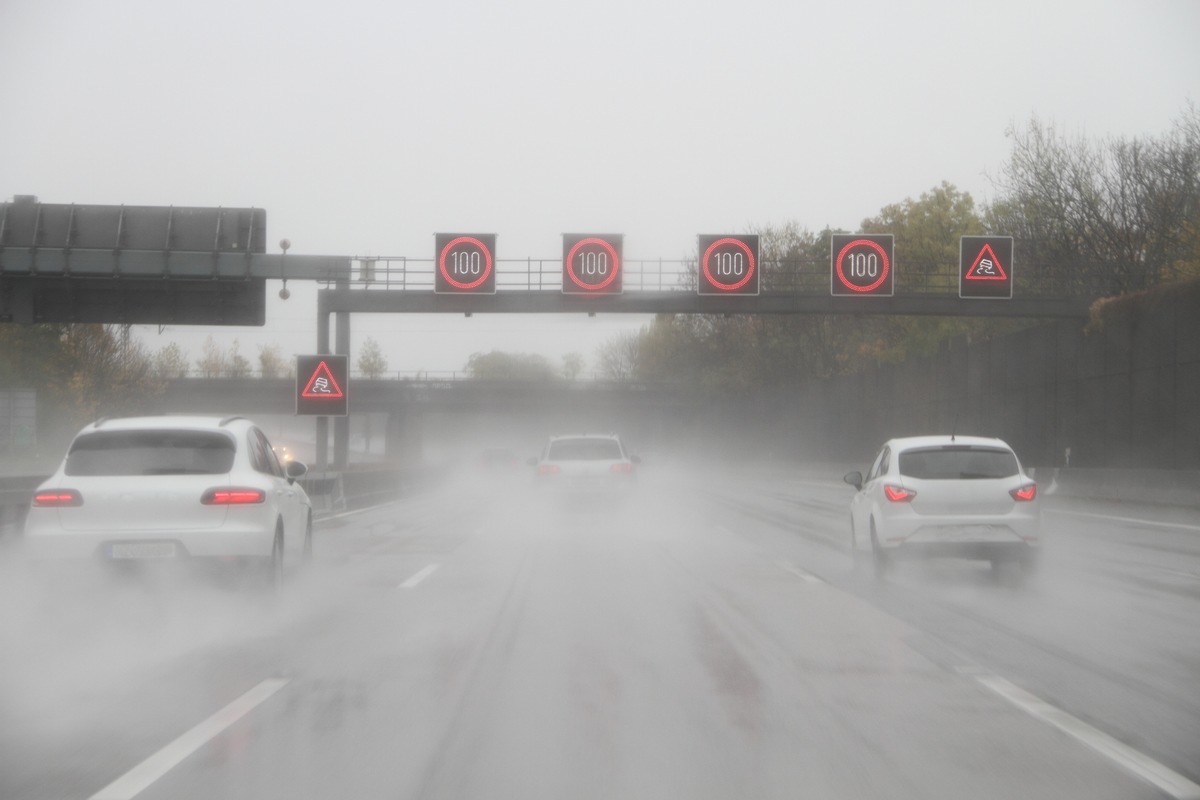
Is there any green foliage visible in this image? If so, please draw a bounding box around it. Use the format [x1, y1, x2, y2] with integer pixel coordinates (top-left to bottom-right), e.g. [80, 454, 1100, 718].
[153, 342, 190, 379]
[0, 323, 162, 448]
[258, 344, 289, 379]
[561, 352, 585, 380]
[356, 337, 389, 379]
[465, 350, 557, 381]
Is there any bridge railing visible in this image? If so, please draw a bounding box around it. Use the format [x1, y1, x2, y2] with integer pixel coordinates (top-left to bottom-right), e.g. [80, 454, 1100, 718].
[339, 257, 1105, 298]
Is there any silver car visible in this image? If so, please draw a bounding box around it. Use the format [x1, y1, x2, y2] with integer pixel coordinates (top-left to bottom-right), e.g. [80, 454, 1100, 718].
[844, 435, 1040, 577]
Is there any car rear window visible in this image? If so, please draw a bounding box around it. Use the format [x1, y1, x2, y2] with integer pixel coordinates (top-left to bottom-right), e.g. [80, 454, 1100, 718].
[547, 439, 624, 461]
[65, 430, 237, 476]
[898, 446, 1018, 480]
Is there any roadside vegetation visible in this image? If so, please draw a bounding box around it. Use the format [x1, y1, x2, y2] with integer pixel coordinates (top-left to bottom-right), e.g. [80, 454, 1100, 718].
[596, 107, 1200, 391]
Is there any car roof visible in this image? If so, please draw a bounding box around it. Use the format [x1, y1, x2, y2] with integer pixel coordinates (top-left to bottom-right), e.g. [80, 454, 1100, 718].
[883, 435, 1013, 451]
[76, 415, 255, 435]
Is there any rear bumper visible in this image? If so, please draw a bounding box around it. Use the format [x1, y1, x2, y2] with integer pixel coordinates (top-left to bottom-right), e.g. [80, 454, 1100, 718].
[22, 527, 275, 560]
[885, 541, 1038, 562]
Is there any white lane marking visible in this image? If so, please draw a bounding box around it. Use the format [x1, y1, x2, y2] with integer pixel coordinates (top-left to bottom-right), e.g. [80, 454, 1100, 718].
[975, 673, 1200, 800]
[398, 563, 439, 589]
[776, 560, 825, 584]
[1045, 508, 1200, 533]
[89, 678, 289, 800]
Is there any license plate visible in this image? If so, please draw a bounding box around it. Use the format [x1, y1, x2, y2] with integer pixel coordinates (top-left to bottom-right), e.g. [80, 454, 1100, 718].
[109, 542, 177, 560]
[947, 525, 994, 540]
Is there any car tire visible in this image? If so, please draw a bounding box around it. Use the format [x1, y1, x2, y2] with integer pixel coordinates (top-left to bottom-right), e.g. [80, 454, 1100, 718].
[301, 513, 313, 566]
[262, 524, 284, 594]
[870, 520, 889, 580]
[849, 519, 865, 571]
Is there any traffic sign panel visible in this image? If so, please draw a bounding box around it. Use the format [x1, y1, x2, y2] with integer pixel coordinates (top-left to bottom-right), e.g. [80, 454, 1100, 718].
[296, 355, 348, 416]
[563, 234, 622, 295]
[831, 234, 894, 296]
[960, 236, 1013, 299]
[435, 233, 496, 294]
[698, 235, 759, 295]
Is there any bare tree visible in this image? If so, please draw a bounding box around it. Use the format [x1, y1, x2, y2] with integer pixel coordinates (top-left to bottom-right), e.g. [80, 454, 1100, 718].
[988, 106, 1200, 296]
[597, 332, 642, 381]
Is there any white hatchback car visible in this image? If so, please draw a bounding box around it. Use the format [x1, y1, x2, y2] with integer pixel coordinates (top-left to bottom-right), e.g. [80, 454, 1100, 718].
[23, 415, 312, 587]
[844, 435, 1040, 577]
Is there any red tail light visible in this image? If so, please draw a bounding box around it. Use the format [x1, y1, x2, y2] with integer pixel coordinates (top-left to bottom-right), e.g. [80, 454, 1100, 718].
[884, 484, 916, 502]
[201, 488, 266, 505]
[33, 490, 83, 508]
[610, 462, 634, 474]
[1010, 484, 1037, 502]
[536, 464, 560, 476]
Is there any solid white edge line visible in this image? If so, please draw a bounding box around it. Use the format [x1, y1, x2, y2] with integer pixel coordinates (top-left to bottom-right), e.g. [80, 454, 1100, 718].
[975, 673, 1200, 800]
[89, 678, 290, 800]
[1045, 508, 1200, 532]
[399, 563, 439, 589]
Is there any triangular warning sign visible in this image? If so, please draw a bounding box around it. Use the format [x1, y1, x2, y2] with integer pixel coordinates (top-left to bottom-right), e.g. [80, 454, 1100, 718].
[301, 361, 344, 398]
[965, 243, 1008, 281]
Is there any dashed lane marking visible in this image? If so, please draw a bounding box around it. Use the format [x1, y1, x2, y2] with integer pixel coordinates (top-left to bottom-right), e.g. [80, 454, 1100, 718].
[398, 563, 439, 589]
[776, 560, 826, 584]
[89, 678, 290, 800]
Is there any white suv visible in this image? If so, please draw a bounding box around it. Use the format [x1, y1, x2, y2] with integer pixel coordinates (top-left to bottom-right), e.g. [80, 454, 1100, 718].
[844, 435, 1040, 577]
[23, 415, 312, 587]
[531, 434, 639, 496]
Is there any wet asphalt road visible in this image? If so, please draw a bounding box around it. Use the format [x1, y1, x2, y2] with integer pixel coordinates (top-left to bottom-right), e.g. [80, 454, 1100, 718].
[2, 463, 1197, 799]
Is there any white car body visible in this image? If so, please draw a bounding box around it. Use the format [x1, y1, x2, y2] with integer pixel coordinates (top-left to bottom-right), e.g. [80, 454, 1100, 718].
[845, 435, 1040, 574]
[532, 434, 639, 496]
[23, 416, 312, 573]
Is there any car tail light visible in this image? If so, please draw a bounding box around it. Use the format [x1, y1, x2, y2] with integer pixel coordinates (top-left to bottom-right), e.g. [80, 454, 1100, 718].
[610, 462, 634, 474]
[33, 489, 83, 507]
[1010, 484, 1037, 502]
[884, 484, 916, 502]
[201, 488, 266, 505]
[536, 464, 560, 476]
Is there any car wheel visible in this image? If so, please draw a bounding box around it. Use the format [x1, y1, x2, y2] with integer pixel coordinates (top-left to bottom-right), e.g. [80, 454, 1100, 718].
[301, 513, 313, 566]
[849, 518, 865, 571]
[263, 524, 284, 593]
[870, 520, 889, 580]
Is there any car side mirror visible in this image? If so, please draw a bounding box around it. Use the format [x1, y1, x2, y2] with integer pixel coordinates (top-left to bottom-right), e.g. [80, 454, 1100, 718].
[287, 461, 308, 483]
[843, 471, 863, 491]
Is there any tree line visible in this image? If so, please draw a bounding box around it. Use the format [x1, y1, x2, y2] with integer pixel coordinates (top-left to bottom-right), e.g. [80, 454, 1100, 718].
[589, 107, 1200, 392]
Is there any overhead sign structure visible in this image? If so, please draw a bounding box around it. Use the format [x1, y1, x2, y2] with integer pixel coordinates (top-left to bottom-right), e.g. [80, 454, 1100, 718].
[563, 234, 622, 295]
[296, 355, 348, 416]
[960, 236, 1014, 299]
[831, 234, 894, 297]
[435, 233, 496, 294]
[698, 235, 760, 295]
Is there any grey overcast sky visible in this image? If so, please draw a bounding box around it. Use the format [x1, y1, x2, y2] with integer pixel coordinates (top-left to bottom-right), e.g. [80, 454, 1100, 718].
[2, 0, 1198, 375]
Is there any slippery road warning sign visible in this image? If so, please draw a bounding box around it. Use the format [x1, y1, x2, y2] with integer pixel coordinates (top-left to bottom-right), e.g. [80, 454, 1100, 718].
[296, 355, 348, 416]
[960, 236, 1014, 299]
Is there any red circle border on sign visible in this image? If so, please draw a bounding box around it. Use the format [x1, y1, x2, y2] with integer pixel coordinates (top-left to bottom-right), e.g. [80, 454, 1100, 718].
[835, 238, 890, 293]
[439, 236, 494, 290]
[565, 238, 621, 291]
[702, 237, 757, 291]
